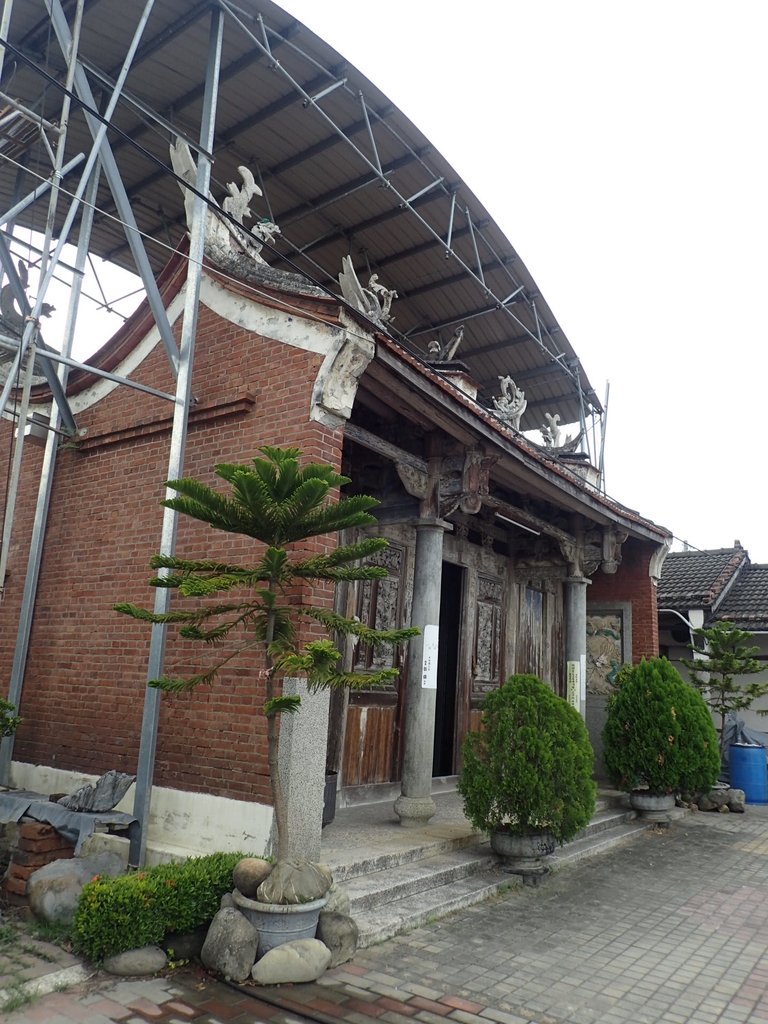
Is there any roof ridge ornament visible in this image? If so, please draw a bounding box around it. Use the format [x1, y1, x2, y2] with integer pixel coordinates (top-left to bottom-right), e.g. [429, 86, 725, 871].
[338, 255, 397, 326]
[491, 374, 527, 431]
[170, 139, 281, 269]
[427, 323, 464, 361]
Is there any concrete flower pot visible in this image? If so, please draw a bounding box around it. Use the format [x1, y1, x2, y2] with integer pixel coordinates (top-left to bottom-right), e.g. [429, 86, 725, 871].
[490, 829, 556, 877]
[232, 888, 328, 956]
[629, 791, 676, 821]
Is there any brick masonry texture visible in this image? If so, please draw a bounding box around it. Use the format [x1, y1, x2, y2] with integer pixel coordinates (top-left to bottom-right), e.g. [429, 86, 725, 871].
[589, 537, 659, 660]
[2, 819, 75, 902]
[0, 285, 342, 807]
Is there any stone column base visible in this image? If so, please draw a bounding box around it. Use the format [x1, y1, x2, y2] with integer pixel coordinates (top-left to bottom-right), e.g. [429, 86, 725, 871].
[393, 793, 436, 827]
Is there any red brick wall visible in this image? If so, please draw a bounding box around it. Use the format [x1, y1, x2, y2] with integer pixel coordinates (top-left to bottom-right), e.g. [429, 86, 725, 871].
[0, 273, 343, 806]
[588, 538, 660, 661]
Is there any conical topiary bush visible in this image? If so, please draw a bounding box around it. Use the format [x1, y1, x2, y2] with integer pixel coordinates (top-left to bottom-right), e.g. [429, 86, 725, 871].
[603, 657, 720, 796]
[458, 674, 596, 845]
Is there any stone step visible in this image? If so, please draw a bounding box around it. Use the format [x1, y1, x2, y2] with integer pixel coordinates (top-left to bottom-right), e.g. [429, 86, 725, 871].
[345, 804, 648, 949]
[344, 845, 495, 914]
[576, 806, 635, 840]
[553, 819, 651, 868]
[327, 830, 480, 883]
[354, 866, 519, 949]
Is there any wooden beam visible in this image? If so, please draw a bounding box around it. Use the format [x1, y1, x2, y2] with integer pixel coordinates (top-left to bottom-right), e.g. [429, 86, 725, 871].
[343, 421, 427, 473]
[484, 494, 575, 546]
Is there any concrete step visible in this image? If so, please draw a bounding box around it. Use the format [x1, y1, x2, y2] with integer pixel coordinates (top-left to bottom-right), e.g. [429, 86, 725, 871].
[554, 819, 651, 868]
[344, 844, 495, 914]
[576, 806, 635, 840]
[327, 830, 480, 883]
[354, 865, 519, 949]
[344, 799, 647, 948]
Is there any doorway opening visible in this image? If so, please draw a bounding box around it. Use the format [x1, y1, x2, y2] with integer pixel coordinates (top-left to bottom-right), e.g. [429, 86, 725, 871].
[432, 561, 463, 776]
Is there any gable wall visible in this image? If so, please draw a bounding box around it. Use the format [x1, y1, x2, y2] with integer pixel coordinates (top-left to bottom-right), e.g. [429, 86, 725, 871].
[0, 296, 341, 806]
[588, 538, 659, 662]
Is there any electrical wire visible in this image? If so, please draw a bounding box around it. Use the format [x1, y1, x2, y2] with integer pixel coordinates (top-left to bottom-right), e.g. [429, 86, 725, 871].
[0, 155, 678, 545]
[1, 146, 602, 460]
[1, 33, 586, 405]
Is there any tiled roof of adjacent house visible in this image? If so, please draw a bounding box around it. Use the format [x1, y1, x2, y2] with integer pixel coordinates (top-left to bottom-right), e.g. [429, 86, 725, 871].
[716, 564, 768, 631]
[658, 545, 748, 610]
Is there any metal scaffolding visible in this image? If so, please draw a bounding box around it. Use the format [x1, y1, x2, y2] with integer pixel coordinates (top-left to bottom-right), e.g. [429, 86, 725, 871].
[0, 0, 605, 862]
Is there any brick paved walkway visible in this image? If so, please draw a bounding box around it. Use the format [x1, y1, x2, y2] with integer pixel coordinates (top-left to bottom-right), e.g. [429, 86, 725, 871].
[4, 807, 768, 1023]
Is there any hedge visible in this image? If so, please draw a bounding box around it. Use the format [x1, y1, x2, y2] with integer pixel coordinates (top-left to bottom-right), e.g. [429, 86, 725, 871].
[72, 851, 244, 961]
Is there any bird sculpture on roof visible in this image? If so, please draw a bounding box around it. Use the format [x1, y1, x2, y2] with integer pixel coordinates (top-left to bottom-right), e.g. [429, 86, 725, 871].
[338, 256, 397, 325]
[169, 138, 280, 265]
[492, 374, 527, 431]
[541, 412, 562, 447]
[539, 411, 585, 453]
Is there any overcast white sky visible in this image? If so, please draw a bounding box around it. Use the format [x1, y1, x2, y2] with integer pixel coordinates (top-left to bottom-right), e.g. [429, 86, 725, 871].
[24, 1, 767, 561]
[277, 0, 768, 561]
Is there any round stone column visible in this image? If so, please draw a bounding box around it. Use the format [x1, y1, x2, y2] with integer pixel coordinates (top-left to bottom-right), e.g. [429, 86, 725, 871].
[565, 575, 591, 718]
[394, 520, 446, 827]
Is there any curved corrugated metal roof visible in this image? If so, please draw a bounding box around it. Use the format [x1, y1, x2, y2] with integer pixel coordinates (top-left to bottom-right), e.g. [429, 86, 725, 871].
[2, 0, 601, 428]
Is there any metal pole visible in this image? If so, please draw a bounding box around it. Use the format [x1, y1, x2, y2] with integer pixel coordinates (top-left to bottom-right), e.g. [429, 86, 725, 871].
[130, 5, 224, 867]
[0, 341, 37, 595]
[46, 0, 181, 377]
[0, 0, 16, 81]
[0, 154, 86, 229]
[0, 234, 76, 435]
[0, 166, 101, 784]
[0, 340, 176, 403]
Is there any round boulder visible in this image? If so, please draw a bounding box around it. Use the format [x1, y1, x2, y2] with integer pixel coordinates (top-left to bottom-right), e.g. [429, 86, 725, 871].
[27, 852, 125, 926]
[233, 857, 273, 899]
[103, 945, 168, 976]
[324, 882, 351, 917]
[251, 938, 331, 985]
[201, 906, 258, 982]
[317, 911, 358, 967]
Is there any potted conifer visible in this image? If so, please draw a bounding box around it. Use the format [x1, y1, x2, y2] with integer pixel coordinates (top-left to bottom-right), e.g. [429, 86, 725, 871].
[603, 658, 720, 818]
[680, 621, 768, 758]
[458, 674, 596, 877]
[116, 447, 417, 949]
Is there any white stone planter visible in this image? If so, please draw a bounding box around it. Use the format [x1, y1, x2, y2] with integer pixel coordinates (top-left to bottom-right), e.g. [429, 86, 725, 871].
[232, 888, 328, 956]
[629, 791, 676, 821]
[490, 829, 556, 876]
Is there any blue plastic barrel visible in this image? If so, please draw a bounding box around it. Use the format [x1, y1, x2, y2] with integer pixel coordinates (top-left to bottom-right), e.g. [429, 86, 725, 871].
[729, 743, 768, 804]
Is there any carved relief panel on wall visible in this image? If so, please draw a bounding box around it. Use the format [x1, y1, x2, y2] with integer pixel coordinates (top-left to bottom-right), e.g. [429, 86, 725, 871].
[354, 542, 407, 685]
[586, 604, 632, 695]
[472, 575, 503, 696]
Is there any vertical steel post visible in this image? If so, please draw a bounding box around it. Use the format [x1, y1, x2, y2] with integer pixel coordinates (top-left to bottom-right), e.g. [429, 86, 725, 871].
[0, 167, 101, 784]
[47, 0, 180, 376]
[0, 340, 37, 593]
[129, 6, 224, 867]
[0, 0, 16, 81]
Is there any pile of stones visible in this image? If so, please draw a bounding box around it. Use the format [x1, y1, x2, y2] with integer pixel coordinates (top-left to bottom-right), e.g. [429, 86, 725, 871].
[23, 852, 358, 985]
[200, 856, 358, 985]
[679, 785, 746, 813]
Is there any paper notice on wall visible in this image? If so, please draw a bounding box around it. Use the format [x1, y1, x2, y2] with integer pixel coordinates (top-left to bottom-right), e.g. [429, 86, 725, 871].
[580, 654, 587, 707]
[422, 624, 439, 689]
[566, 660, 580, 711]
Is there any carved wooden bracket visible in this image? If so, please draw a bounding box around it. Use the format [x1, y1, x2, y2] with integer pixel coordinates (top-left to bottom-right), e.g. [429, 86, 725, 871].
[601, 526, 628, 574]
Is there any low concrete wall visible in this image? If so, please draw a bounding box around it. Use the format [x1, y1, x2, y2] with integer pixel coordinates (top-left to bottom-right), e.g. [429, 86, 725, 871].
[10, 762, 271, 865]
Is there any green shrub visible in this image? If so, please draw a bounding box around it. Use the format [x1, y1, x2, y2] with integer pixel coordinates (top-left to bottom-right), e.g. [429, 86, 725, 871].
[72, 851, 243, 961]
[0, 698, 22, 737]
[603, 657, 720, 795]
[458, 674, 596, 844]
